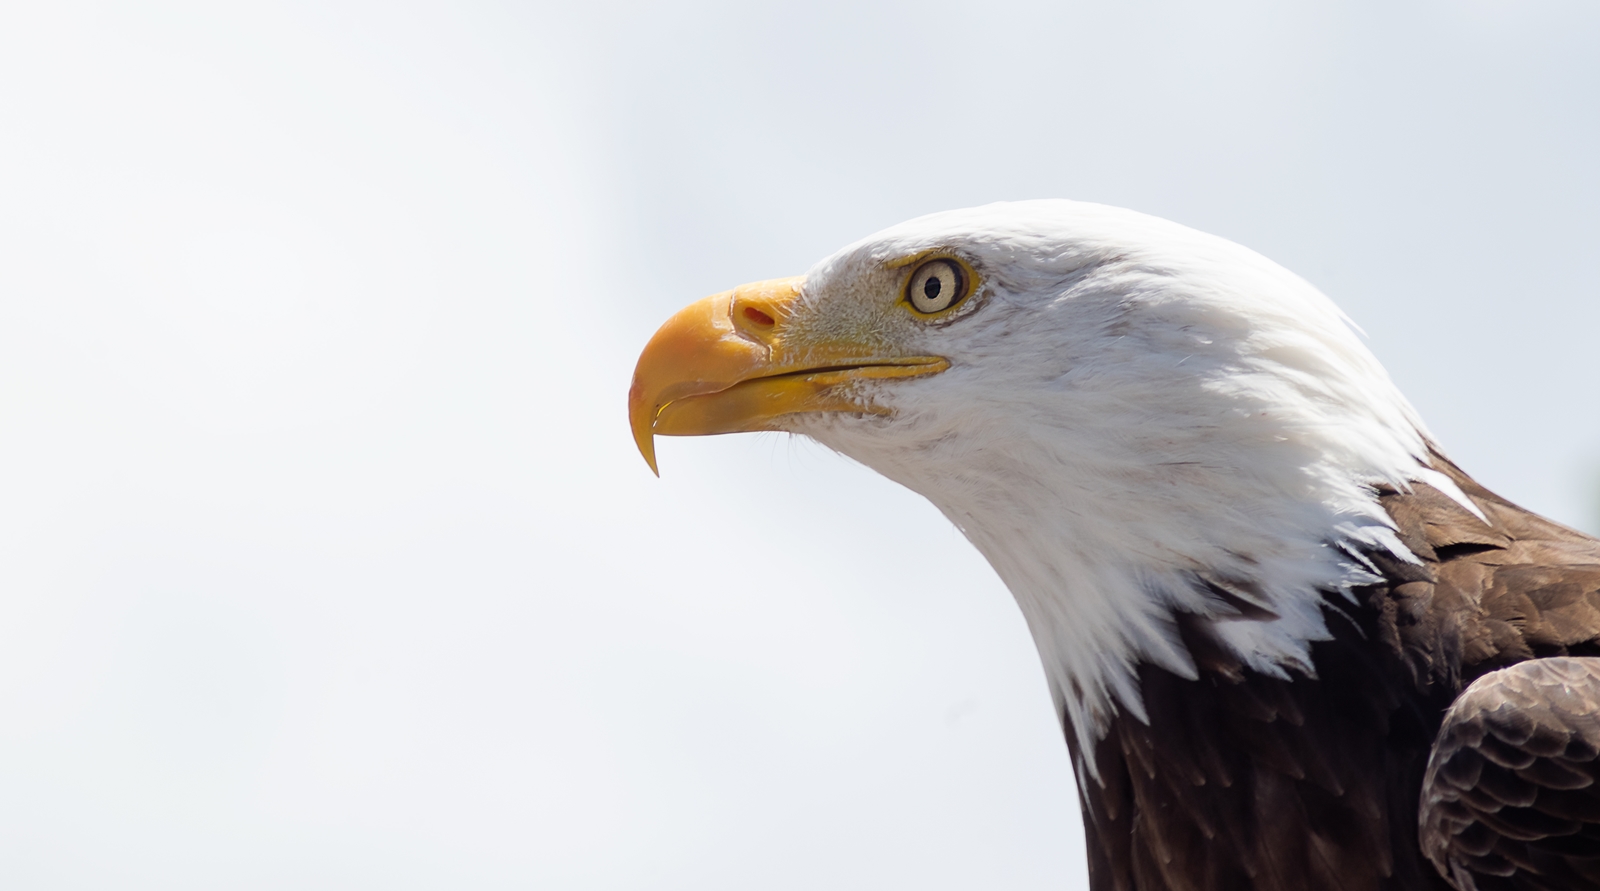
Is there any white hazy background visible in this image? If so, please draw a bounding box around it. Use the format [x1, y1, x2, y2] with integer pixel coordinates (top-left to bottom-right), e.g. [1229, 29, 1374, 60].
[1, 2, 1597, 888]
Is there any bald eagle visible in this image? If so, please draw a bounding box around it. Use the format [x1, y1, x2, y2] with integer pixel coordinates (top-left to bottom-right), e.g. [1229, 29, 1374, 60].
[628, 201, 1600, 891]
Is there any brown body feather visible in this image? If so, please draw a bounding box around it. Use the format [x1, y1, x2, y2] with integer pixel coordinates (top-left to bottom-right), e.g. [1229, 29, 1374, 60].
[1070, 452, 1600, 891]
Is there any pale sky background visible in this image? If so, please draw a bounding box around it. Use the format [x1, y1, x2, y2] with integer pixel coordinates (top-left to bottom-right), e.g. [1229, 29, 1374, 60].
[0, 2, 1596, 889]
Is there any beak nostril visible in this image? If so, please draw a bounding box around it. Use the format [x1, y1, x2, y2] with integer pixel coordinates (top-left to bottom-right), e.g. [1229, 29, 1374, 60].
[742, 306, 776, 327]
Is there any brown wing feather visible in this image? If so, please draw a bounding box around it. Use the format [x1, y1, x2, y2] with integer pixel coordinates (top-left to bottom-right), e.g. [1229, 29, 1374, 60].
[1419, 658, 1600, 891]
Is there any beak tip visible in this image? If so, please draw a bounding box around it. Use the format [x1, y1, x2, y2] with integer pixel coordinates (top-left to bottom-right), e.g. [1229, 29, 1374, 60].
[629, 373, 662, 477]
[631, 408, 661, 477]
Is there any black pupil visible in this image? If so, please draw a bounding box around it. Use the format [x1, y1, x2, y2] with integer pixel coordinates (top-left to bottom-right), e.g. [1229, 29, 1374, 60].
[923, 275, 943, 301]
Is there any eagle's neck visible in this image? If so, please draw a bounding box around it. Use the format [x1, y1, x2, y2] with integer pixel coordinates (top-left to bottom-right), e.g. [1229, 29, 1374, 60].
[888, 423, 1433, 777]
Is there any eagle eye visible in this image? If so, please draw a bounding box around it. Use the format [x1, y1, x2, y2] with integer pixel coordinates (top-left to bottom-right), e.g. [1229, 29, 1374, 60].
[905, 258, 970, 316]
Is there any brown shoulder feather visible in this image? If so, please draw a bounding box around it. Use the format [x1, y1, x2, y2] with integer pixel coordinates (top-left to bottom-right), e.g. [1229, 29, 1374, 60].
[1380, 451, 1600, 681]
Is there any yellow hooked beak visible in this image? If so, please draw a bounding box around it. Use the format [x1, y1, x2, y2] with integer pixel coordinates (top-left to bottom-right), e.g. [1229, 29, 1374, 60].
[628, 276, 948, 474]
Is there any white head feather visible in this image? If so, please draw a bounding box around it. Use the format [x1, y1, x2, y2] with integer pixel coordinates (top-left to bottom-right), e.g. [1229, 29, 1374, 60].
[780, 200, 1477, 776]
